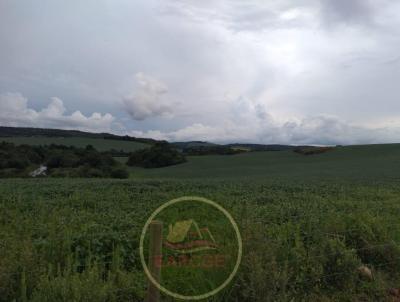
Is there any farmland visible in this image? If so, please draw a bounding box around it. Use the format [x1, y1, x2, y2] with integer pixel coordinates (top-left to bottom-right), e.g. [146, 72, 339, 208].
[126, 143, 400, 181]
[2, 178, 400, 301]
[2, 141, 400, 301]
[3, 0, 400, 300]
[0, 137, 148, 153]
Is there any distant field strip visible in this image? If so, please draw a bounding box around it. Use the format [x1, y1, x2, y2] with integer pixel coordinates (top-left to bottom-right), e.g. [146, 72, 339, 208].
[126, 143, 400, 181]
[0, 136, 149, 152]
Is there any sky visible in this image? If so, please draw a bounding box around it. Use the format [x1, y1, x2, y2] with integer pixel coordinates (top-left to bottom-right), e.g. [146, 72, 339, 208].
[1, 0, 400, 145]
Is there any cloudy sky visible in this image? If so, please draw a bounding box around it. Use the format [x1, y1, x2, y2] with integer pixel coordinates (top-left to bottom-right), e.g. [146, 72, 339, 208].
[1, 0, 400, 145]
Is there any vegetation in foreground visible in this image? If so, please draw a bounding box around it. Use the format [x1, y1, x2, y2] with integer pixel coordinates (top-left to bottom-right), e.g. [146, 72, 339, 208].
[1, 178, 400, 301]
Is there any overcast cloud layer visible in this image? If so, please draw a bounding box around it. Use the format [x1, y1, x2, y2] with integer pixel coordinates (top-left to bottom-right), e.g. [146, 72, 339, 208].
[1, 0, 400, 144]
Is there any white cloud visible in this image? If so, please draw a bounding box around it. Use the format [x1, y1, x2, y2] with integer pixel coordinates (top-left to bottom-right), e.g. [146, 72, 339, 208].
[0, 93, 115, 133]
[1, 1, 400, 145]
[128, 104, 400, 145]
[2, 92, 400, 146]
[122, 73, 174, 120]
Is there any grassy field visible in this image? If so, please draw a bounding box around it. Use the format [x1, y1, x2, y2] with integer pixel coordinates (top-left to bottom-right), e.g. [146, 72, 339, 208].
[2, 143, 400, 301]
[0, 137, 149, 152]
[123, 144, 400, 182]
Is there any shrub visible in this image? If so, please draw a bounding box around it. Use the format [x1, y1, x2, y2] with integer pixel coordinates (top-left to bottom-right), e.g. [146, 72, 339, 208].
[127, 142, 186, 168]
[76, 165, 105, 178]
[80, 151, 103, 168]
[46, 153, 63, 168]
[60, 152, 80, 168]
[110, 167, 129, 179]
[8, 156, 30, 169]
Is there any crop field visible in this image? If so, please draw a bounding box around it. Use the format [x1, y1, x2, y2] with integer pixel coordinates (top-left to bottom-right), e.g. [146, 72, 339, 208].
[125, 143, 400, 181]
[2, 177, 400, 301]
[2, 144, 400, 301]
[0, 137, 149, 152]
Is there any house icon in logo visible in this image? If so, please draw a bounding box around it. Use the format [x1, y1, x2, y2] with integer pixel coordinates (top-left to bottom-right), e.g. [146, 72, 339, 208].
[164, 219, 217, 253]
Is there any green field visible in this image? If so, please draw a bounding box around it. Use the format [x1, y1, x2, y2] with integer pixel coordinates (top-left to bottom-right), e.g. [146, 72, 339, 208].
[1, 178, 400, 301]
[2, 143, 400, 301]
[0, 137, 149, 152]
[124, 144, 400, 181]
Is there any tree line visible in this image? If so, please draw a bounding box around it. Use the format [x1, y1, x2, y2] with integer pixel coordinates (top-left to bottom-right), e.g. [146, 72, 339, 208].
[0, 142, 129, 178]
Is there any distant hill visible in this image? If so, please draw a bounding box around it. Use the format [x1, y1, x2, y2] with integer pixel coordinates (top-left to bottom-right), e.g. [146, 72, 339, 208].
[0, 126, 158, 145]
[0, 126, 156, 154]
[172, 141, 304, 152]
[0, 126, 309, 154]
[171, 141, 218, 149]
[227, 143, 301, 152]
[0, 126, 103, 139]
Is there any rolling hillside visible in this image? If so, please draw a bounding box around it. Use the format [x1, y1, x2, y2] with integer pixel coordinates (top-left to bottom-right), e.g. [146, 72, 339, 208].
[0, 126, 305, 154]
[0, 136, 148, 152]
[2, 126, 400, 182]
[2, 127, 400, 301]
[125, 144, 400, 181]
[0, 126, 152, 152]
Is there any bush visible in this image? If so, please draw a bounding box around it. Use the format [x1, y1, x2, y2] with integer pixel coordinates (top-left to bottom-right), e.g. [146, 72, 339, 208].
[8, 156, 30, 169]
[76, 165, 105, 178]
[110, 167, 129, 179]
[79, 151, 115, 169]
[80, 151, 103, 168]
[60, 152, 80, 168]
[46, 153, 63, 168]
[127, 142, 186, 168]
